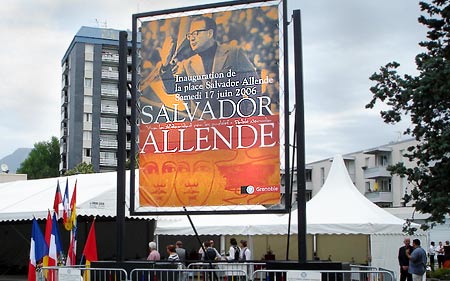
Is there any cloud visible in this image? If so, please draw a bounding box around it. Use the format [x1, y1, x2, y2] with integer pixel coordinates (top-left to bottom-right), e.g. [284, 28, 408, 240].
[0, 0, 425, 164]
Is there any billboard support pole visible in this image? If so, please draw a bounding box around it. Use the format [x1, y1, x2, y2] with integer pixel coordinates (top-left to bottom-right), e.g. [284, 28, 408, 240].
[293, 9, 307, 263]
[116, 30, 128, 262]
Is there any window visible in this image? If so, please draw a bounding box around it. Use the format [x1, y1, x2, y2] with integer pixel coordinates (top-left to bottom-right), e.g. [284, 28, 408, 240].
[83, 131, 92, 141]
[320, 167, 325, 186]
[84, 78, 92, 88]
[84, 96, 92, 105]
[377, 154, 389, 166]
[305, 169, 312, 182]
[84, 113, 92, 122]
[365, 182, 371, 192]
[85, 44, 94, 54]
[379, 179, 392, 192]
[84, 148, 91, 157]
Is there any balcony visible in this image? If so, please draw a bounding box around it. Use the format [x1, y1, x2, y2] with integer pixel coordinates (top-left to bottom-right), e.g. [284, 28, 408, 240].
[102, 71, 119, 80]
[100, 158, 117, 166]
[100, 122, 118, 131]
[101, 88, 118, 98]
[363, 166, 391, 179]
[100, 140, 118, 149]
[364, 191, 393, 204]
[102, 53, 119, 63]
[60, 127, 68, 136]
[61, 95, 68, 106]
[101, 105, 118, 114]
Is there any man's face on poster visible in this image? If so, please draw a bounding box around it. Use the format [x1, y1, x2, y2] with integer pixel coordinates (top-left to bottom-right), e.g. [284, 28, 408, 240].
[174, 159, 215, 206]
[187, 20, 212, 53]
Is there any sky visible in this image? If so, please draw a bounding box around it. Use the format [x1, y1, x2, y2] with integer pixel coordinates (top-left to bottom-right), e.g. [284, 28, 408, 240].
[0, 0, 426, 163]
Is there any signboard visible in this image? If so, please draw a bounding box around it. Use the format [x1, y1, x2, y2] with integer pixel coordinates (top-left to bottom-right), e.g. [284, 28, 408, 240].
[286, 271, 321, 281]
[137, 0, 283, 208]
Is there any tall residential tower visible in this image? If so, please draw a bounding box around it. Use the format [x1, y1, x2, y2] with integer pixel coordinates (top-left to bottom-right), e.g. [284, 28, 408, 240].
[60, 26, 134, 173]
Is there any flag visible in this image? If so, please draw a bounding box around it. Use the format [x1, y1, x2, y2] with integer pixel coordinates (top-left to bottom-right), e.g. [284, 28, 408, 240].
[83, 219, 97, 265]
[42, 211, 52, 271]
[28, 218, 48, 281]
[53, 181, 62, 217]
[63, 179, 71, 230]
[66, 227, 77, 265]
[49, 213, 62, 266]
[66, 181, 77, 264]
[69, 180, 77, 229]
[82, 219, 97, 281]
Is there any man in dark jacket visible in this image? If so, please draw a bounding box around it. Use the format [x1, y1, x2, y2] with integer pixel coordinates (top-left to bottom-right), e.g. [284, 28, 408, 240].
[399, 238, 413, 281]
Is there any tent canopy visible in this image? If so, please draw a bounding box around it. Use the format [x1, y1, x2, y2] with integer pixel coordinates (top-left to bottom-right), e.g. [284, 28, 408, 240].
[155, 155, 409, 235]
[0, 171, 135, 222]
[302, 154, 407, 234]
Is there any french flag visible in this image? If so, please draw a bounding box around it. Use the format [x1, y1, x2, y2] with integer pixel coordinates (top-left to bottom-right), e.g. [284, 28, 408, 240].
[28, 218, 48, 281]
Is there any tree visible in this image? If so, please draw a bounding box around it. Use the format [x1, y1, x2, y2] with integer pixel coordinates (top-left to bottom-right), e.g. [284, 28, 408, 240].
[64, 162, 94, 176]
[17, 136, 60, 179]
[366, 0, 450, 229]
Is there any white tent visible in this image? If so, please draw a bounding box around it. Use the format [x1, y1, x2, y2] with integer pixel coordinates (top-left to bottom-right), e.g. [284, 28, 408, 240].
[155, 155, 426, 276]
[155, 155, 409, 236]
[0, 170, 136, 221]
[299, 154, 408, 234]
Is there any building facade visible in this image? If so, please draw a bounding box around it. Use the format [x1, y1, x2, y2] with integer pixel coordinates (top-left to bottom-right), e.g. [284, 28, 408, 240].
[306, 138, 418, 208]
[60, 27, 135, 173]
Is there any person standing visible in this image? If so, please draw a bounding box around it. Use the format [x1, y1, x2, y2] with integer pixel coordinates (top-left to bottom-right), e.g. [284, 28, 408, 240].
[147, 241, 161, 261]
[437, 241, 445, 268]
[444, 241, 450, 264]
[399, 238, 413, 281]
[428, 241, 436, 271]
[167, 244, 180, 261]
[239, 240, 251, 261]
[406, 239, 427, 281]
[175, 240, 188, 263]
[226, 238, 240, 261]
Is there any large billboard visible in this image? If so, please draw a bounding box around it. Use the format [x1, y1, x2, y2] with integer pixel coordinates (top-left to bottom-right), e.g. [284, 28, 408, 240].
[137, 0, 283, 209]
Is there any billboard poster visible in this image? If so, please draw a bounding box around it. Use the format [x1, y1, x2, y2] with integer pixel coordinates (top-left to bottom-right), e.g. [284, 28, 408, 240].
[138, 1, 282, 208]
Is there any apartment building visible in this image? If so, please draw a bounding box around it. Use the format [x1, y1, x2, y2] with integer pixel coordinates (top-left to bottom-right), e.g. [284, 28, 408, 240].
[305, 138, 418, 208]
[60, 26, 135, 173]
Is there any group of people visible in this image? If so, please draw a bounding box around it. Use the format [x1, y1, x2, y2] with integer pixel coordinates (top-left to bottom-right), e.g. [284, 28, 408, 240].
[428, 240, 450, 270]
[399, 238, 450, 281]
[147, 240, 189, 262]
[199, 238, 251, 262]
[398, 238, 427, 281]
[146, 238, 252, 263]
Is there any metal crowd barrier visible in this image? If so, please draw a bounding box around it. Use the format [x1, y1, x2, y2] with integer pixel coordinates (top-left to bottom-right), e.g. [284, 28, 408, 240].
[36, 264, 395, 281]
[130, 266, 247, 281]
[37, 266, 128, 281]
[252, 269, 395, 281]
[187, 262, 266, 281]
